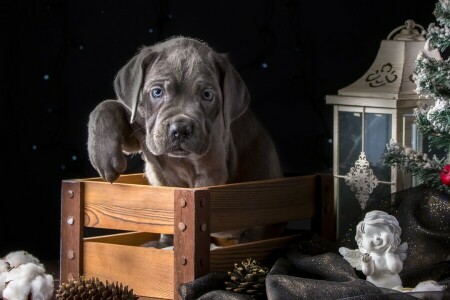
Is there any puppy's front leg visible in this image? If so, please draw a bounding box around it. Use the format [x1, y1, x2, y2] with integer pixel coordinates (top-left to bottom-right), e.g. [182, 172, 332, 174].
[87, 100, 140, 182]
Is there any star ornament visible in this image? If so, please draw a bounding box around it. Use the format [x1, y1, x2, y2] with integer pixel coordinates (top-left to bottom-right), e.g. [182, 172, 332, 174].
[344, 152, 379, 210]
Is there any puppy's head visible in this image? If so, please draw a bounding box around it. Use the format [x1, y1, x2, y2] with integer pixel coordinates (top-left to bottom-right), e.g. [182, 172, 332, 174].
[114, 36, 250, 158]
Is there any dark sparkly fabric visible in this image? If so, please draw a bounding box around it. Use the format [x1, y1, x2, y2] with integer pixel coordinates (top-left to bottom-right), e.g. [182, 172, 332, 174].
[196, 290, 251, 300]
[179, 253, 449, 299]
[178, 272, 229, 300]
[338, 185, 450, 273]
[266, 275, 392, 300]
[267, 252, 449, 299]
[284, 252, 359, 282]
[178, 186, 450, 299]
[265, 254, 383, 299]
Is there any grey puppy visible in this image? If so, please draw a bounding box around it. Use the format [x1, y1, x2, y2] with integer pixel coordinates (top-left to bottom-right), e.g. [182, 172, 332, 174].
[87, 36, 283, 243]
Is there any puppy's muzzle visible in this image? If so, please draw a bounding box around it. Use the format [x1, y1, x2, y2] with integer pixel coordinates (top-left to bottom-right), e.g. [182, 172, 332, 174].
[159, 117, 207, 157]
[169, 121, 193, 142]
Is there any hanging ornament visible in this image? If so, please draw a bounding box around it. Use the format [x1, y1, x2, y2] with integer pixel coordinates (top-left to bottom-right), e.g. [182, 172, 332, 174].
[439, 164, 450, 186]
[344, 152, 379, 210]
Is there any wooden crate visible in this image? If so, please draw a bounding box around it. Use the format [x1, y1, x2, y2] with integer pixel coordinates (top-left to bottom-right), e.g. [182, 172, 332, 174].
[60, 173, 335, 299]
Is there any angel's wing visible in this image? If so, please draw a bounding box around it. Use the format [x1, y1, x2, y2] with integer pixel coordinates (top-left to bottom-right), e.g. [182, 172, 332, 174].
[395, 242, 408, 261]
[339, 247, 362, 270]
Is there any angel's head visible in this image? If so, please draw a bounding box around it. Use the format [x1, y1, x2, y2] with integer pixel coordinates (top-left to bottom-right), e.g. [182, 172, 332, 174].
[355, 210, 401, 253]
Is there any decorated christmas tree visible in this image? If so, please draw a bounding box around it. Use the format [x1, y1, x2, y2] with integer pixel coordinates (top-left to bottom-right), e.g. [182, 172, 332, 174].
[382, 0, 450, 194]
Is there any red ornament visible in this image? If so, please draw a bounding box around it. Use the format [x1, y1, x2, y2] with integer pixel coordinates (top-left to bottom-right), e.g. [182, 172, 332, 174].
[440, 164, 450, 186]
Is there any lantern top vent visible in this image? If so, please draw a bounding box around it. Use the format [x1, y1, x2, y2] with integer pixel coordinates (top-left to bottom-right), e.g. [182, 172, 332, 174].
[326, 19, 428, 109]
[388, 19, 426, 41]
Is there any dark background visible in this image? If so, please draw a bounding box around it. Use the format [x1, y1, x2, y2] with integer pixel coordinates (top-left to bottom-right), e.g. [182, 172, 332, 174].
[2, 0, 436, 260]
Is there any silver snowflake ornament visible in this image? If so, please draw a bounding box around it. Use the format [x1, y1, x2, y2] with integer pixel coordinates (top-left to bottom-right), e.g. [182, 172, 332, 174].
[344, 152, 379, 210]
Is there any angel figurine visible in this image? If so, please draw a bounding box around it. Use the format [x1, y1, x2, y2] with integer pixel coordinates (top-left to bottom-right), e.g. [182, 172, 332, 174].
[339, 210, 408, 290]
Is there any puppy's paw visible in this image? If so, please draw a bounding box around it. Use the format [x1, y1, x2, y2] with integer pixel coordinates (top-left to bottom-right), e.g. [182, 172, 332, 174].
[88, 141, 127, 183]
[87, 100, 136, 183]
[103, 154, 127, 183]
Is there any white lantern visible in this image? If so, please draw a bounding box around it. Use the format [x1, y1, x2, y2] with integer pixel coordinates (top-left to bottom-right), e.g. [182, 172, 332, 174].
[325, 20, 433, 237]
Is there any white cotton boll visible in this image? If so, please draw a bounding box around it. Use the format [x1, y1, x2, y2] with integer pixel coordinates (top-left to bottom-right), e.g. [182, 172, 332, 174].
[4, 251, 43, 268]
[0, 260, 9, 273]
[2, 277, 32, 300]
[5, 263, 46, 284]
[30, 274, 54, 300]
[3, 263, 47, 300]
[0, 272, 7, 294]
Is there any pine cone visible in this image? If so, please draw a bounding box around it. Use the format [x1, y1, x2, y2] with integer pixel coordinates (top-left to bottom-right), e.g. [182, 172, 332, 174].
[55, 276, 139, 300]
[224, 258, 268, 299]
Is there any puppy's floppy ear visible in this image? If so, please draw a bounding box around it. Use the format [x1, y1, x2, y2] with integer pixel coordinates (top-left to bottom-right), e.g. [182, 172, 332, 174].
[114, 47, 155, 123]
[214, 53, 251, 132]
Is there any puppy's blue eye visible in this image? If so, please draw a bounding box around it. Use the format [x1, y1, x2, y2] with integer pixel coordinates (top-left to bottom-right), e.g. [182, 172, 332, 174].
[203, 90, 214, 101]
[151, 88, 164, 98]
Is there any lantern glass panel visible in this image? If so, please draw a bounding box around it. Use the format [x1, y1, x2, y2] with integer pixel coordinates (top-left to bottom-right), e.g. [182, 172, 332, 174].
[338, 111, 362, 171]
[337, 111, 392, 237]
[364, 113, 392, 183]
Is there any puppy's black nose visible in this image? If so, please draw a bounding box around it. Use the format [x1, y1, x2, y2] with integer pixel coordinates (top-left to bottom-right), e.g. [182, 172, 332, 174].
[169, 122, 193, 140]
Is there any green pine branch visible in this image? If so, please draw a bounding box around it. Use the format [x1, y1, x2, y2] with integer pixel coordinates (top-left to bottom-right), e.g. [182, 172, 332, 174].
[414, 53, 450, 101]
[414, 104, 450, 149]
[431, 1, 450, 52]
[381, 141, 450, 193]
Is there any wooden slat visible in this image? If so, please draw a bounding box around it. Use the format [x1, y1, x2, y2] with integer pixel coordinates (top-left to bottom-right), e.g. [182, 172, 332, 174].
[210, 234, 302, 272]
[174, 190, 210, 300]
[111, 173, 149, 184]
[318, 174, 336, 241]
[208, 176, 317, 233]
[83, 181, 176, 234]
[83, 241, 174, 299]
[82, 173, 149, 184]
[60, 181, 84, 283]
[83, 231, 160, 246]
